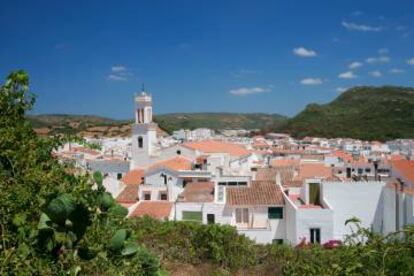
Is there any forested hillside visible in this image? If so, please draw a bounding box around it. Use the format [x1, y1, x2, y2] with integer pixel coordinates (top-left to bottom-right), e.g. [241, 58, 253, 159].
[281, 86, 414, 141]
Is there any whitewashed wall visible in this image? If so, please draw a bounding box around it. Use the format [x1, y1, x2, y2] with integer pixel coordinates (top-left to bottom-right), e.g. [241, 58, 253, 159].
[322, 181, 386, 240]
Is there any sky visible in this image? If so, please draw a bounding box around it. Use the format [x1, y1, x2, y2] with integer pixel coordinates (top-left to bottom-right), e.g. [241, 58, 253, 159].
[1, 0, 414, 119]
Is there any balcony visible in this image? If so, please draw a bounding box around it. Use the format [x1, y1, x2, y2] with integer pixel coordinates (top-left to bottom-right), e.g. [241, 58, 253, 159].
[232, 216, 270, 230]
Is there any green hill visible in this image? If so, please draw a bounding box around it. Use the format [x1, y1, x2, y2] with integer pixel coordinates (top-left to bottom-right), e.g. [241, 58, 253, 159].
[281, 86, 414, 141]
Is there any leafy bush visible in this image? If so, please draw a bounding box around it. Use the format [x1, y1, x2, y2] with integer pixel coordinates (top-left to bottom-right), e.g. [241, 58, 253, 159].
[129, 216, 257, 269]
[0, 71, 163, 275]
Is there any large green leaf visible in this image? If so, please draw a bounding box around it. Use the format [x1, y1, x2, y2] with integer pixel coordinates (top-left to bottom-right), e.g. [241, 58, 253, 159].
[93, 171, 103, 186]
[121, 243, 140, 256]
[37, 213, 52, 230]
[100, 193, 115, 210]
[109, 229, 127, 251]
[45, 194, 76, 225]
[68, 203, 91, 239]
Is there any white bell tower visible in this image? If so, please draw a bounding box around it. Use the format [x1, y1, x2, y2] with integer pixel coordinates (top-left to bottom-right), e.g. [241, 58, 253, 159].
[131, 89, 158, 168]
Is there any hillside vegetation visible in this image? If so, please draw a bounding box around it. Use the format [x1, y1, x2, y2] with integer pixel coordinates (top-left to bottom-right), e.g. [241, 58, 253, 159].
[28, 112, 287, 137]
[155, 112, 287, 133]
[281, 86, 414, 141]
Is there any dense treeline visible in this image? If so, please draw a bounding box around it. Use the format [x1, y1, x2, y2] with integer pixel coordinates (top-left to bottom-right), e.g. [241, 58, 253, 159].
[2, 71, 414, 275]
[281, 86, 414, 141]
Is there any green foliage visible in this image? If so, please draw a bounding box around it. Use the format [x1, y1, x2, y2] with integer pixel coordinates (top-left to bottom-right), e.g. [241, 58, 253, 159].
[129, 216, 257, 269]
[0, 71, 163, 275]
[281, 86, 414, 141]
[154, 112, 287, 134]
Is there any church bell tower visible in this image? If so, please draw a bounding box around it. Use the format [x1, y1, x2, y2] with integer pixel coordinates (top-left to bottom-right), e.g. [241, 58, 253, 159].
[131, 89, 158, 168]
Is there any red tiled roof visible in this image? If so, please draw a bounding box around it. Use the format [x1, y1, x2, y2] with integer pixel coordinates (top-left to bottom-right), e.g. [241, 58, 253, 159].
[270, 159, 300, 168]
[116, 185, 139, 204]
[129, 201, 173, 219]
[296, 163, 333, 180]
[177, 182, 214, 202]
[227, 181, 285, 206]
[183, 140, 250, 157]
[392, 160, 414, 183]
[148, 156, 192, 171]
[255, 168, 277, 181]
[121, 169, 145, 185]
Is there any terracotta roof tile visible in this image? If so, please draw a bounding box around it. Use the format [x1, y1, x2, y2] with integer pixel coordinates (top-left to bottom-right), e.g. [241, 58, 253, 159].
[255, 168, 277, 181]
[270, 159, 300, 168]
[227, 181, 284, 206]
[116, 185, 139, 204]
[297, 163, 333, 180]
[392, 160, 414, 183]
[148, 156, 193, 171]
[129, 201, 172, 219]
[183, 140, 250, 157]
[177, 182, 214, 202]
[121, 169, 145, 185]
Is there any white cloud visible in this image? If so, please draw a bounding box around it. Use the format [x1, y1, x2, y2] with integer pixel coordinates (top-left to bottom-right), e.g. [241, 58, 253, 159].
[378, 48, 389, 55]
[389, 68, 405, 74]
[111, 65, 126, 72]
[369, 70, 382, 77]
[293, 47, 317, 57]
[365, 56, 390, 64]
[407, 58, 414, 65]
[108, 65, 132, 81]
[338, 71, 357, 79]
[108, 74, 127, 81]
[300, 78, 323, 85]
[229, 87, 271, 96]
[348, 61, 363, 69]
[336, 87, 348, 93]
[342, 21, 382, 32]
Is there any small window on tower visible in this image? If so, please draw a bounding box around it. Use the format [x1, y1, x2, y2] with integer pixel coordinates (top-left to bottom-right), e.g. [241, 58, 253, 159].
[138, 136, 143, 148]
[176, 150, 181, 155]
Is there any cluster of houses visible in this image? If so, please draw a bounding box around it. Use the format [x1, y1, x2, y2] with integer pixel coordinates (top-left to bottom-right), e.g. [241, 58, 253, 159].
[56, 91, 414, 245]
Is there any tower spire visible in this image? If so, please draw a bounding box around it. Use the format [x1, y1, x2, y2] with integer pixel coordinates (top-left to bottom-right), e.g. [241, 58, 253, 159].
[142, 83, 145, 92]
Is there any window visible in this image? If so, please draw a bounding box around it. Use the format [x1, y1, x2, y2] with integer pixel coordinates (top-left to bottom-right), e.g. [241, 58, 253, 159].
[160, 192, 168, 200]
[218, 182, 226, 186]
[117, 173, 122, 180]
[272, 239, 284, 245]
[143, 192, 151, 200]
[251, 167, 258, 172]
[182, 211, 202, 222]
[160, 173, 167, 185]
[365, 168, 371, 173]
[310, 228, 321, 244]
[138, 136, 143, 148]
[217, 185, 224, 202]
[176, 150, 181, 155]
[268, 207, 283, 219]
[235, 208, 249, 224]
[207, 214, 215, 224]
[238, 182, 248, 186]
[358, 168, 363, 174]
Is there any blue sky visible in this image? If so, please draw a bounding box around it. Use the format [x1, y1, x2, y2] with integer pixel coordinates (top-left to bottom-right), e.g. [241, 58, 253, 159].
[1, 0, 414, 119]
